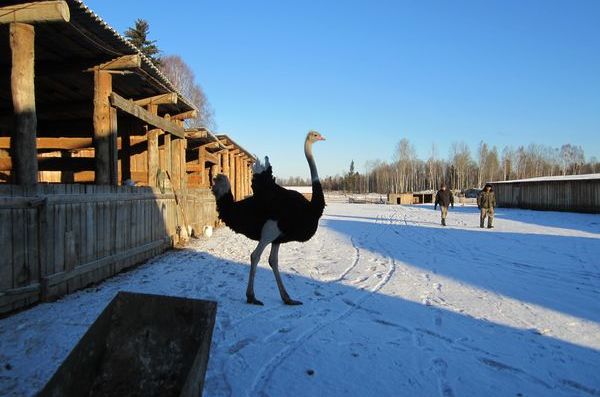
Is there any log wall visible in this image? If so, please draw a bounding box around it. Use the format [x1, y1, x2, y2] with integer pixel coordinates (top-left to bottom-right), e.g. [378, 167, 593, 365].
[0, 184, 218, 314]
[494, 179, 600, 213]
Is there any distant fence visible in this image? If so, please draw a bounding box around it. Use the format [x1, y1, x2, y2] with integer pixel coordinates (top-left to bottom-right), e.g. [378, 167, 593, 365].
[0, 185, 217, 314]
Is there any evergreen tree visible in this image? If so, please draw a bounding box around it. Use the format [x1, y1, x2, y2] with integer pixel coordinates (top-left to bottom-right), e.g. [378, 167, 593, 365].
[124, 19, 161, 65]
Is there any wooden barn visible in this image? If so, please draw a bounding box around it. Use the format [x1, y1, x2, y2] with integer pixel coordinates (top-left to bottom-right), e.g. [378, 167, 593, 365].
[0, 0, 254, 314]
[492, 174, 600, 213]
[388, 191, 434, 205]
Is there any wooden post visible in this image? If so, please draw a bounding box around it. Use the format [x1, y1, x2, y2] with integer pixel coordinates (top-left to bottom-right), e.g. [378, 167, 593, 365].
[229, 152, 236, 199]
[60, 151, 73, 183]
[198, 147, 206, 187]
[163, 115, 172, 177]
[93, 69, 112, 184]
[235, 156, 241, 200]
[145, 104, 161, 187]
[147, 129, 159, 187]
[243, 160, 249, 196]
[109, 107, 118, 184]
[222, 150, 230, 180]
[120, 117, 132, 183]
[171, 138, 183, 189]
[10, 23, 38, 186]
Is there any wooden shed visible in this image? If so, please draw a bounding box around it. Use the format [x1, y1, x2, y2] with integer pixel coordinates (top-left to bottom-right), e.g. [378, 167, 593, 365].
[387, 191, 434, 205]
[185, 130, 255, 201]
[0, 0, 254, 314]
[492, 173, 600, 213]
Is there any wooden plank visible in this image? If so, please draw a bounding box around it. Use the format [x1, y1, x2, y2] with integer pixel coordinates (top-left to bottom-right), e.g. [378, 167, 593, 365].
[0, 156, 95, 172]
[133, 92, 177, 107]
[110, 93, 185, 138]
[0, 209, 14, 291]
[0, 137, 92, 150]
[0, 1, 70, 24]
[10, 23, 38, 186]
[11, 208, 27, 287]
[42, 239, 169, 291]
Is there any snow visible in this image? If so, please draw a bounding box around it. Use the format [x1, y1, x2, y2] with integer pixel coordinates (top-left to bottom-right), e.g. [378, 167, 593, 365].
[1, 201, 600, 396]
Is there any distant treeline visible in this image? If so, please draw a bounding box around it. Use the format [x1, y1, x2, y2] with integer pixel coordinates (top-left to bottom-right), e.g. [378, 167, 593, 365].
[281, 139, 600, 194]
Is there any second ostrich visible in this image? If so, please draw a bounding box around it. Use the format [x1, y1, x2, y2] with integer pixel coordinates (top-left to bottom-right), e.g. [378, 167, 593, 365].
[211, 130, 326, 305]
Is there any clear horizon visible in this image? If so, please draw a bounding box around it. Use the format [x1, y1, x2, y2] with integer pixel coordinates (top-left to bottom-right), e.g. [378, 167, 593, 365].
[85, 0, 600, 178]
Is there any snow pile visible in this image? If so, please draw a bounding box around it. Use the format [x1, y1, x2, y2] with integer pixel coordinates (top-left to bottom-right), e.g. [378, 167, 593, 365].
[1, 203, 599, 396]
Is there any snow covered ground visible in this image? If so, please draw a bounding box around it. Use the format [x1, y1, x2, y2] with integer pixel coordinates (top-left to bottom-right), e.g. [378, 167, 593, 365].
[1, 201, 600, 396]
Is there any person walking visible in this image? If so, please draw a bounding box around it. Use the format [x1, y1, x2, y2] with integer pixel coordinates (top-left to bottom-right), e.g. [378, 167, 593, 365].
[434, 183, 454, 226]
[478, 183, 496, 228]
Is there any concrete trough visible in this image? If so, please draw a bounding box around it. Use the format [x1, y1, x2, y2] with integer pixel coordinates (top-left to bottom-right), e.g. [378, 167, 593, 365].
[39, 291, 217, 397]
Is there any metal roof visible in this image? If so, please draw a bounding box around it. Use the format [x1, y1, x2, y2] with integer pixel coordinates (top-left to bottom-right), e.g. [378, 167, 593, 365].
[491, 173, 600, 184]
[1, 0, 197, 136]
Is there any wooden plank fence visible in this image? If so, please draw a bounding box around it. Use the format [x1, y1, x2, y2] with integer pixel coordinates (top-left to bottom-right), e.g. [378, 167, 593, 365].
[494, 179, 600, 213]
[0, 184, 218, 314]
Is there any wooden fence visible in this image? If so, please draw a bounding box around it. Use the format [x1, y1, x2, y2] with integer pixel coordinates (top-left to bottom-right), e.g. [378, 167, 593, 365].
[494, 179, 600, 213]
[0, 184, 218, 314]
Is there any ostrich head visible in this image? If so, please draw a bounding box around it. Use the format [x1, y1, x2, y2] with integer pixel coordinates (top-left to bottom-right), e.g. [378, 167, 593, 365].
[212, 174, 231, 199]
[306, 130, 326, 144]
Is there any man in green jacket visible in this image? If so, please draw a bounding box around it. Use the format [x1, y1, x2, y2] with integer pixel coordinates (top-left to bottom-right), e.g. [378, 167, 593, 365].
[477, 183, 496, 229]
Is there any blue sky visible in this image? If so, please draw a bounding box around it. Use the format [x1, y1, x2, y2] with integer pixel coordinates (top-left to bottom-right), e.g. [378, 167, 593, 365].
[86, 0, 600, 178]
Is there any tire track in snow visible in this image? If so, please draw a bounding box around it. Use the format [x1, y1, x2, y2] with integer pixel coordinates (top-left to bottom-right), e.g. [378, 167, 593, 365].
[322, 235, 361, 283]
[249, 221, 397, 396]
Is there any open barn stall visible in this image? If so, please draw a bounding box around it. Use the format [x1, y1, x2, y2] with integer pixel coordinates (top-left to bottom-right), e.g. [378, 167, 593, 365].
[0, 1, 253, 314]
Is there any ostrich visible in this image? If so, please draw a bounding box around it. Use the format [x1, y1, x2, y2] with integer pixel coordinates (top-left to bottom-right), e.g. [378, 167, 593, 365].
[211, 130, 326, 305]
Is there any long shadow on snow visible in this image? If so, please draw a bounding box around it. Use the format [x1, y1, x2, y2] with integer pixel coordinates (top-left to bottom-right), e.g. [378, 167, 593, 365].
[3, 243, 600, 396]
[409, 204, 600, 233]
[323, 216, 600, 324]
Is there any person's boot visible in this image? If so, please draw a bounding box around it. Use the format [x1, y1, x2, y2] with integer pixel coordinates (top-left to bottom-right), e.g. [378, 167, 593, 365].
[480, 220, 485, 228]
[442, 219, 446, 226]
[487, 222, 494, 229]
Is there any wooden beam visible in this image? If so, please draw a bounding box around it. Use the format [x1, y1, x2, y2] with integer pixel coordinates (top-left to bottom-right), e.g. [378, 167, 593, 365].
[93, 70, 113, 184]
[133, 92, 177, 107]
[10, 23, 38, 186]
[186, 164, 203, 173]
[0, 156, 94, 172]
[0, 137, 92, 150]
[0, 1, 70, 24]
[170, 109, 198, 121]
[110, 92, 185, 138]
[89, 54, 141, 71]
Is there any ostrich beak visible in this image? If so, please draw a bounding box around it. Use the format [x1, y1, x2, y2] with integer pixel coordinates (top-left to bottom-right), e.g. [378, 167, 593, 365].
[317, 136, 326, 141]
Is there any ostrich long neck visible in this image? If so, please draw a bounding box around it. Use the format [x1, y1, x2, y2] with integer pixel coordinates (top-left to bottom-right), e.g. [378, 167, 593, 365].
[304, 139, 319, 183]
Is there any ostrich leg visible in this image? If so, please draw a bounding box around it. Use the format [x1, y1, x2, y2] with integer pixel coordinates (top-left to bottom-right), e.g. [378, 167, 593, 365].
[247, 220, 281, 305]
[269, 243, 302, 305]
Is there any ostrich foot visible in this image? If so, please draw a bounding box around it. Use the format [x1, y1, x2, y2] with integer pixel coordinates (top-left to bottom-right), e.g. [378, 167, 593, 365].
[284, 298, 303, 306]
[246, 295, 264, 305]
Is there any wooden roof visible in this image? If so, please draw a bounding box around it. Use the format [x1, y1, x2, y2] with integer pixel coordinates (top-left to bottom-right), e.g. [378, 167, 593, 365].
[184, 129, 255, 162]
[0, 0, 196, 137]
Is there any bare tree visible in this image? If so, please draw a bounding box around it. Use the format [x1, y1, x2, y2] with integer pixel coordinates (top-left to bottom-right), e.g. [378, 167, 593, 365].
[477, 141, 489, 187]
[159, 55, 215, 129]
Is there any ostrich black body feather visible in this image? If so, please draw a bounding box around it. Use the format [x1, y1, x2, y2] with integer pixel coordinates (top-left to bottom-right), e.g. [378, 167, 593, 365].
[214, 166, 325, 244]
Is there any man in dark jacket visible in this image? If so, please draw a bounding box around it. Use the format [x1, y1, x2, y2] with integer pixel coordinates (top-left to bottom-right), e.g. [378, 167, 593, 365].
[434, 183, 454, 226]
[477, 183, 496, 228]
